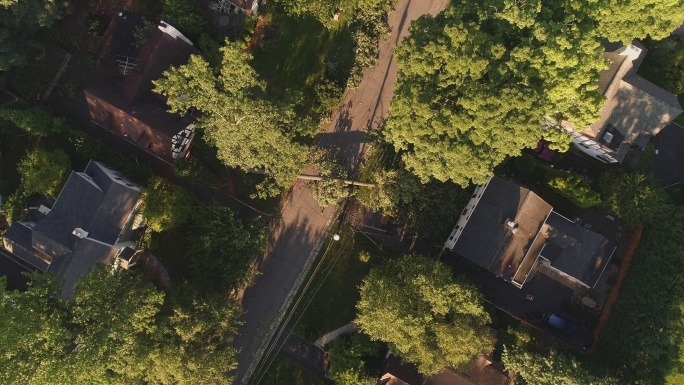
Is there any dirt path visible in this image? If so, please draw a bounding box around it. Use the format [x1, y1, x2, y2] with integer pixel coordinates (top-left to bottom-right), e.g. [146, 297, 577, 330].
[231, 1, 449, 384]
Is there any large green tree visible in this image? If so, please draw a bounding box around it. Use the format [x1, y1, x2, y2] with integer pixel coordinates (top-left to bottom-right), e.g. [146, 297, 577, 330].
[0, 0, 69, 71]
[598, 170, 671, 226]
[186, 205, 265, 294]
[595, 0, 684, 43]
[356, 255, 492, 375]
[0, 275, 71, 384]
[154, 44, 312, 195]
[0, 268, 240, 385]
[385, 0, 681, 186]
[385, 2, 602, 185]
[17, 147, 70, 199]
[502, 346, 618, 385]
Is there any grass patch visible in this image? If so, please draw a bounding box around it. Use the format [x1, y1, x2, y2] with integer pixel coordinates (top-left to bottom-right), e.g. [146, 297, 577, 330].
[251, 12, 355, 99]
[252, 353, 331, 385]
[290, 224, 400, 342]
[665, 183, 684, 206]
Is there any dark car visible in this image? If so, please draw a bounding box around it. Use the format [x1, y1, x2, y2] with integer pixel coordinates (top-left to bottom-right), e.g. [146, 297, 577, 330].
[542, 311, 578, 335]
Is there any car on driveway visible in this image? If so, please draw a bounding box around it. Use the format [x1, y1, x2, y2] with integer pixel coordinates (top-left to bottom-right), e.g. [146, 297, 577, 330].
[543, 311, 578, 335]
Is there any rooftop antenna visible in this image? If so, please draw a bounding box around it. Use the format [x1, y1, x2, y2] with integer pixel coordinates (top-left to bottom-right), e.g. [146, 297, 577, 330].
[115, 55, 137, 75]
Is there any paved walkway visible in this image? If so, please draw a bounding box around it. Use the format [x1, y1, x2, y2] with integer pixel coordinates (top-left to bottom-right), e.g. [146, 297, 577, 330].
[314, 322, 358, 348]
[231, 1, 449, 384]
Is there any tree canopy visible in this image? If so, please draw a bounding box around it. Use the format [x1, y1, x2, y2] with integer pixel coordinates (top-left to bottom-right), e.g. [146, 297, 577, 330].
[545, 169, 601, 209]
[186, 205, 265, 294]
[0, 0, 69, 71]
[0, 106, 68, 138]
[141, 176, 195, 233]
[154, 43, 314, 195]
[0, 268, 240, 385]
[355, 255, 492, 375]
[384, 0, 682, 186]
[502, 345, 619, 385]
[16, 148, 70, 200]
[358, 166, 469, 240]
[598, 170, 672, 226]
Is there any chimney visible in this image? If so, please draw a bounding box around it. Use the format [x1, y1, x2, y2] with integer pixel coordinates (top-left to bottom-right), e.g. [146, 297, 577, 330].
[72, 228, 89, 239]
[506, 220, 517, 229]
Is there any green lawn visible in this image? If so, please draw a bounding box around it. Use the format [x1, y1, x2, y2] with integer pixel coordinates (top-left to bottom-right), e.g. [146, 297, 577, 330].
[290, 224, 400, 342]
[252, 353, 332, 385]
[251, 12, 355, 99]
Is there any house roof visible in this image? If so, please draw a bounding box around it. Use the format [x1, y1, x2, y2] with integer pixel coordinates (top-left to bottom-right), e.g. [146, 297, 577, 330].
[31, 162, 139, 256]
[84, 19, 198, 161]
[478, 365, 512, 385]
[84, 85, 193, 139]
[585, 44, 683, 154]
[596, 52, 626, 95]
[95, 10, 145, 62]
[2, 222, 50, 271]
[377, 374, 411, 385]
[539, 212, 615, 288]
[121, 23, 198, 105]
[452, 177, 552, 280]
[2, 161, 141, 297]
[48, 237, 120, 298]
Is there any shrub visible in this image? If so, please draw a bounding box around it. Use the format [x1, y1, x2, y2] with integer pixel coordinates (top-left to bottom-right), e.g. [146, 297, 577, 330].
[514, 153, 536, 174]
[544, 169, 601, 208]
[141, 177, 195, 233]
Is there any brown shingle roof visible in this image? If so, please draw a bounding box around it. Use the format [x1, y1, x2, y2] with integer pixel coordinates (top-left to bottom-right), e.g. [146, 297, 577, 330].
[452, 177, 552, 280]
[477, 365, 511, 385]
[584, 45, 683, 149]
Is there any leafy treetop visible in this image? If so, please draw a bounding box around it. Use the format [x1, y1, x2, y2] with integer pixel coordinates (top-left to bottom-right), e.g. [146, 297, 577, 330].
[154, 43, 314, 196]
[356, 254, 492, 375]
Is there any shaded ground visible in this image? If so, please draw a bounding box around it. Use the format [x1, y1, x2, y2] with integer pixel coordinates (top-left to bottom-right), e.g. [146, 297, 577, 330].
[254, 353, 331, 385]
[448, 254, 591, 349]
[0, 248, 34, 291]
[649, 123, 684, 186]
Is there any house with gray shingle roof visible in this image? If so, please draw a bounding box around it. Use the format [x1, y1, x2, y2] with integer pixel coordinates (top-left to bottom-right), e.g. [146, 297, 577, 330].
[2, 161, 145, 297]
[445, 177, 616, 289]
[562, 43, 683, 163]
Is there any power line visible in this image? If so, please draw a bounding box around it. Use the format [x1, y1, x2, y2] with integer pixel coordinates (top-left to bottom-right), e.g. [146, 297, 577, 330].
[252, 231, 354, 384]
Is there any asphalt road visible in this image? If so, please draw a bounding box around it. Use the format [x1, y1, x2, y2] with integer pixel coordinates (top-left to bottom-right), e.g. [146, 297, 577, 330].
[649, 123, 684, 186]
[230, 1, 450, 383]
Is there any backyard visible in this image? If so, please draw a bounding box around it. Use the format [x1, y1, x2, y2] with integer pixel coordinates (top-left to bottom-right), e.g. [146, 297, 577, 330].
[289, 223, 400, 342]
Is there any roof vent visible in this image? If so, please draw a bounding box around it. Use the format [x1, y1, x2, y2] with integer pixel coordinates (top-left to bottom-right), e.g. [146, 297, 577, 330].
[506, 220, 517, 229]
[72, 228, 89, 239]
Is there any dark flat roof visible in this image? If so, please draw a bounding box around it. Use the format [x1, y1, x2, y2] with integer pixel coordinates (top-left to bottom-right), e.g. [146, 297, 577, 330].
[540, 212, 615, 287]
[453, 177, 552, 279]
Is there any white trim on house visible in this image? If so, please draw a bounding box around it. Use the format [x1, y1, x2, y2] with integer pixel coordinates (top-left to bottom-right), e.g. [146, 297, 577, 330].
[171, 123, 195, 160]
[511, 209, 553, 288]
[592, 245, 617, 289]
[444, 178, 492, 250]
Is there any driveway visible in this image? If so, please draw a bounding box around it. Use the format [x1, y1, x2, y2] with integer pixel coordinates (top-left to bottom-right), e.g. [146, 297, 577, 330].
[231, 0, 450, 383]
[649, 123, 684, 186]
